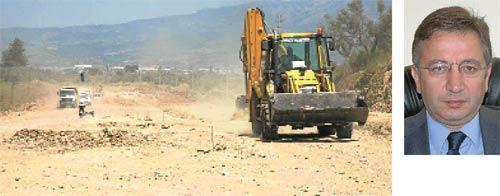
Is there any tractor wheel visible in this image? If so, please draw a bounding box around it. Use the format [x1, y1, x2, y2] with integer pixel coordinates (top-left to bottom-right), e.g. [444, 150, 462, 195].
[317, 125, 335, 136]
[336, 123, 353, 139]
[261, 123, 278, 142]
[250, 93, 262, 136]
[260, 103, 278, 141]
[251, 118, 263, 136]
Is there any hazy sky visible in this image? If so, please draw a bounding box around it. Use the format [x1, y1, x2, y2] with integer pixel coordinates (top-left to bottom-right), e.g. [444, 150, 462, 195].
[0, 0, 253, 28]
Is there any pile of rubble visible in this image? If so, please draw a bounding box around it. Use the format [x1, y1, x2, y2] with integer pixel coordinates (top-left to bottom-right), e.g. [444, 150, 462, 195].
[0, 102, 39, 117]
[337, 65, 392, 113]
[358, 112, 392, 136]
[4, 128, 156, 153]
[101, 128, 155, 146]
[363, 65, 392, 113]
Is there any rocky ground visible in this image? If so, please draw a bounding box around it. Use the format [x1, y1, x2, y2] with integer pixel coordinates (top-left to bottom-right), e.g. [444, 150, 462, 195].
[0, 83, 391, 195]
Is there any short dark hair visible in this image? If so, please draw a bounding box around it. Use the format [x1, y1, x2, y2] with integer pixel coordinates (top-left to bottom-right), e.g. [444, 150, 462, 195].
[412, 6, 492, 66]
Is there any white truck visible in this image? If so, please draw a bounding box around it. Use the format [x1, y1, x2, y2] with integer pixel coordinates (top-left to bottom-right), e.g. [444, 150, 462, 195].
[57, 87, 79, 108]
[79, 90, 92, 106]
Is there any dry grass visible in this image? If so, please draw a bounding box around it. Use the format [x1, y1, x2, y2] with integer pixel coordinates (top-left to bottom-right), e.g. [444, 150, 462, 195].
[0, 81, 56, 113]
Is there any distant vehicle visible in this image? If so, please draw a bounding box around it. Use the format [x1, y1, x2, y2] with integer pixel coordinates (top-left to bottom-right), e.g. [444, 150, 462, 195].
[58, 87, 79, 108]
[124, 64, 139, 72]
[79, 90, 92, 106]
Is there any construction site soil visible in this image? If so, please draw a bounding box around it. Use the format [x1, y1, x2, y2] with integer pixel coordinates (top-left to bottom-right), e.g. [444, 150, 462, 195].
[0, 82, 391, 195]
[338, 65, 392, 113]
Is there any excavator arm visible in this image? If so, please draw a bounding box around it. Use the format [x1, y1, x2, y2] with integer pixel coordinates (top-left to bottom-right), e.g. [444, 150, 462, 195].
[241, 8, 267, 99]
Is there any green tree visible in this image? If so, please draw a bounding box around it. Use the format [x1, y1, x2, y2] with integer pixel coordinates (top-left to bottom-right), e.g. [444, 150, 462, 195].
[372, 0, 392, 53]
[326, 0, 373, 59]
[325, 0, 391, 71]
[1, 38, 28, 67]
[1, 38, 29, 106]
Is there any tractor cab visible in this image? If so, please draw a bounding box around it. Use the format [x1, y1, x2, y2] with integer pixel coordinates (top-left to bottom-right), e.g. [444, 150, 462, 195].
[269, 33, 334, 93]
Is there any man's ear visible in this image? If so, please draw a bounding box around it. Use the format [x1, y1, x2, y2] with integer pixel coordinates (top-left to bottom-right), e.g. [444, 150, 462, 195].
[411, 65, 422, 94]
[485, 63, 492, 91]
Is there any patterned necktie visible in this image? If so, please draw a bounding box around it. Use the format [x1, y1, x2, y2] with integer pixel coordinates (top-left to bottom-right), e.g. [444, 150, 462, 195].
[447, 131, 467, 155]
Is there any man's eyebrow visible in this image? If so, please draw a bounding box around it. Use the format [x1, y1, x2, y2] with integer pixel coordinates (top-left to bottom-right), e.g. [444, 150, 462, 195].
[425, 58, 482, 65]
[460, 58, 482, 65]
[426, 59, 449, 65]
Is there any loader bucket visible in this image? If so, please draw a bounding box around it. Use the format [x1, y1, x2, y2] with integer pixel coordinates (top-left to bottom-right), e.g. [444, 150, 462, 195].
[270, 92, 368, 124]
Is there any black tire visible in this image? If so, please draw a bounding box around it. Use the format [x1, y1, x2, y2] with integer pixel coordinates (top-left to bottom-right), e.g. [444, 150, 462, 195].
[250, 93, 262, 136]
[261, 124, 278, 141]
[260, 102, 278, 141]
[317, 125, 335, 136]
[251, 118, 263, 136]
[336, 123, 353, 139]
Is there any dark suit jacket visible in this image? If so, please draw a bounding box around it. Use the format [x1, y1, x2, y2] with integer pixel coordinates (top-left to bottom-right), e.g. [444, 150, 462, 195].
[404, 105, 500, 155]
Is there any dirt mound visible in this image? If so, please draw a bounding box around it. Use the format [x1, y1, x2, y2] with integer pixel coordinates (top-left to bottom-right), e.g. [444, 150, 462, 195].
[0, 102, 38, 117]
[337, 65, 392, 113]
[4, 128, 156, 153]
[0, 81, 58, 116]
[97, 121, 158, 129]
[100, 128, 155, 146]
[359, 112, 392, 137]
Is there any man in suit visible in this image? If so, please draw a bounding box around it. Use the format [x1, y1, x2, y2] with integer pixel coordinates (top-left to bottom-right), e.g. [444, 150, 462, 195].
[405, 6, 500, 155]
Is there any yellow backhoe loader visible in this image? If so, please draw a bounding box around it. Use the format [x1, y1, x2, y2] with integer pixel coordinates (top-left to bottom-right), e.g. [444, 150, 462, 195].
[240, 8, 368, 140]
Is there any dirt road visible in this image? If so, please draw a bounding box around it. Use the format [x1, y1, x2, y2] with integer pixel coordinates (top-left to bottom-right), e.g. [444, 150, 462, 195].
[0, 84, 391, 195]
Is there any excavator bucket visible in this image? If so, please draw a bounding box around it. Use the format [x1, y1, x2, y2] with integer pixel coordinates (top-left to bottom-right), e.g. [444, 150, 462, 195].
[270, 92, 368, 125]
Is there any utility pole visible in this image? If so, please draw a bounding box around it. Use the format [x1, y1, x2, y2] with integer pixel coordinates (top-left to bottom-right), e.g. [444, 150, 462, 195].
[190, 65, 194, 87]
[174, 65, 178, 86]
[157, 66, 162, 84]
[138, 69, 142, 82]
[277, 14, 284, 33]
[225, 66, 229, 97]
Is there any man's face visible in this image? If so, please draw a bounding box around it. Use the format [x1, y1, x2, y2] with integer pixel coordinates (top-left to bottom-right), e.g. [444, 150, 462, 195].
[411, 31, 492, 130]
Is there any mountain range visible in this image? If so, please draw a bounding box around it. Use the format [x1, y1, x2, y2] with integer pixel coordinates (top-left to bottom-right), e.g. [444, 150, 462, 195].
[0, 0, 391, 69]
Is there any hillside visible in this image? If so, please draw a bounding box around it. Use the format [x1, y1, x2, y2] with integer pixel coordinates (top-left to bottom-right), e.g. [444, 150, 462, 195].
[337, 64, 392, 113]
[0, 0, 390, 68]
